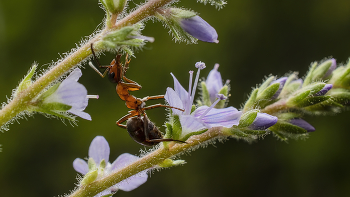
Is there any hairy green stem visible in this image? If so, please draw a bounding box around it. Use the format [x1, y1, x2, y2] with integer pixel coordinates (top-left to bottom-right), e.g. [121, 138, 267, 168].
[0, 0, 174, 129]
[68, 127, 224, 197]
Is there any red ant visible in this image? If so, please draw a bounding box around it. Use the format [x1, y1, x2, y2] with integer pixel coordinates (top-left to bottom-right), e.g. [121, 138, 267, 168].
[89, 44, 185, 146]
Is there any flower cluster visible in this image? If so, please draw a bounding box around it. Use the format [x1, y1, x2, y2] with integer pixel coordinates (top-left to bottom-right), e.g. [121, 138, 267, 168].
[73, 136, 148, 196]
[164, 62, 279, 141]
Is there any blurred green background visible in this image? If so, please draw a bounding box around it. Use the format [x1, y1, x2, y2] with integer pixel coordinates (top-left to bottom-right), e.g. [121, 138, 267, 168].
[1, 0, 350, 196]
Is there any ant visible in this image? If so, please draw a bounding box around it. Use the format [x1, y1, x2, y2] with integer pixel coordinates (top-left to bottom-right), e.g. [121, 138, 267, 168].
[89, 43, 186, 146]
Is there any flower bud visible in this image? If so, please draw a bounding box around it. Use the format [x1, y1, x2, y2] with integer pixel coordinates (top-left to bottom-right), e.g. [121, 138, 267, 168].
[249, 113, 278, 130]
[312, 59, 336, 80]
[100, 0, 128, 15]
[270, 77, 288, 99]
[286, 82, 326, 106]
[156, 8, 218, 43]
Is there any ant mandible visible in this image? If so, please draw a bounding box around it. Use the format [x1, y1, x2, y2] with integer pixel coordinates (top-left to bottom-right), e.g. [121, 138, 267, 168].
[89, 43, 185, 146]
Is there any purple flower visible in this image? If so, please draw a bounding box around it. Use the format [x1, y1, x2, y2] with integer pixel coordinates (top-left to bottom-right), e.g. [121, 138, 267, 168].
[314, 84, 333, 96]
[270, 77, 288, 99]
[249, 113, 278, 130]
[179, 16, 219, 43]
[206, 64, 224, 103]
[43, 68, 98, 120]
[289, 119, 315, 132]
[165, 62, 242, 139]
[73, 136, 148, 194]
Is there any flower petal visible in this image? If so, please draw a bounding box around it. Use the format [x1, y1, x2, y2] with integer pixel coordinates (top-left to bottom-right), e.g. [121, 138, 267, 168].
[65, 68, 82, 82]
[170, 73, 190, 110]
[249, 113, 278, 130]
[88, 136, 110, 165]
[73, 158, 89, 174]
[110, 153, 148, 192]
[164, 87, 184, 115]
[180, 115, 208, 137]
[193, 106, 242, 128]
[180, 16, 218, 43]
[68, 109, 92, 121]
[206, 64, 223, 103]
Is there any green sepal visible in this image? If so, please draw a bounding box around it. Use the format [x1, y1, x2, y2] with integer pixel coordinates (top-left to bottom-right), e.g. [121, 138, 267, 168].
[223, 127, 257, 141]
[257, 76, 275, 97]
[277, 112, 302, 120]
[269, 120, 307, 134]
[31, 107, 75, 121]
[332, 65, 350, 88]
[15, 64, 36, 96]
[170, 115, 182, 140]
[164, 122, 173, 139]
[279, 73, 298, 97]
[38, 83, 60, 101]
[158, 158, 186, 168]
[312, 59, 333, 80]
[238, 109, 259, 128]
[240, 128, 268, 135]
[168, 8, 197, 19]
[256, 82, 280, 101]
[216, 85, 229, 108]
[191, 105, 196, 114]
[80, 170, 98, 186]
[88, 158, 97, 171]
[99, 159, 106, 170]
[243, 88, 258, 112]
[101, 194, 114, 197]
[328, 89, 350, 105]
[200, 81, 211, 106]
[155, 9, 197, 43]
[296, 95, 331, 107]
[270, 129, 289, 142]
[287, 82, 326, 106]
[302, 62, 317, 87]
[40, 102, 72, 111]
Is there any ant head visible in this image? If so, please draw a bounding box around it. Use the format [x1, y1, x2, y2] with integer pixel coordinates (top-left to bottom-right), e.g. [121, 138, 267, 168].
[126, 116, 163, 146]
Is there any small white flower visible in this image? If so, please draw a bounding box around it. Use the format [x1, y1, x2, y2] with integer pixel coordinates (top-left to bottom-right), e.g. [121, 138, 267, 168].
[41, 68, 97, 120]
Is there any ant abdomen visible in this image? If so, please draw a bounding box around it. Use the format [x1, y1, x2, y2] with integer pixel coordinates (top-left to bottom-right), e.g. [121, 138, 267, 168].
[126, 116, 163, 146]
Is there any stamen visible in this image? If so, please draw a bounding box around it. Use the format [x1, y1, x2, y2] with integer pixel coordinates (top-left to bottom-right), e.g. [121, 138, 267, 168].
[214, 63, 219, 70]
[199, 94, 226, 119]
[190, 62, 206, 108]
[187, 71, 194, 115]
[87, 95, 99, 99]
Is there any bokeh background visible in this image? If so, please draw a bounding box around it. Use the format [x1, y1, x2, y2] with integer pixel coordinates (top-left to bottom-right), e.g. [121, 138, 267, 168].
[1, 0, 350, 196]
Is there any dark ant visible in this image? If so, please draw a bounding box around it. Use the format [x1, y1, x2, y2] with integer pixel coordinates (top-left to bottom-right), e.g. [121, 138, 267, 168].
[89, 43, 186, 146]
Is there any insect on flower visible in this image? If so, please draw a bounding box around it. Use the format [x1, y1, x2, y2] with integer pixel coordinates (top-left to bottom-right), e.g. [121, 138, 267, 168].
[89, 44, 186, 146]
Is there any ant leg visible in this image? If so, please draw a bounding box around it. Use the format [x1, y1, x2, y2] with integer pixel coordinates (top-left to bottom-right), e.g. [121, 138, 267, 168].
[119, 81, 142, 92]
[143, 95, 164, 100]
[143, 104, 185, 112]
[116, 111, 138, 128]
[89, 43, 110, 78]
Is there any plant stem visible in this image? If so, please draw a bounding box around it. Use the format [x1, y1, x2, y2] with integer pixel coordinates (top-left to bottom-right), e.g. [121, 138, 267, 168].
[68, 127, 224, 197]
